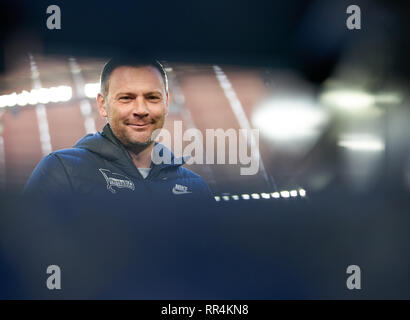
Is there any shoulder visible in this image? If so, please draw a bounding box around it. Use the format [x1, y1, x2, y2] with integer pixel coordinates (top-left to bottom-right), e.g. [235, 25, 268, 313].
[24, 151, 76, 195]
[46, 147, 98, 167]
[51, 147, 93, 159]
[24, 148, 95, 190]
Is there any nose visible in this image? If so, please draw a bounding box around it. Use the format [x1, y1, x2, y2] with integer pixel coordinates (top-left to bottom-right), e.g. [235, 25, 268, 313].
[132, 96, 149, 117]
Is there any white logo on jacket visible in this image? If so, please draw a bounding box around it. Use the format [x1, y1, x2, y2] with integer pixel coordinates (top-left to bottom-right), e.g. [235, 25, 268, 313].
[98, 169, 135, 194]
[172, 184, 192, 195]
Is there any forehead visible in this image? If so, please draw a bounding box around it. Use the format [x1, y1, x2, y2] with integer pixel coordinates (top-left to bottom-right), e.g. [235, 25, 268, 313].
[107, 65, 164, 95]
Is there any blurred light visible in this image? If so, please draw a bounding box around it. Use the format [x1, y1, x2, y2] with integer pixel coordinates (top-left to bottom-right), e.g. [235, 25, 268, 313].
[16, 90, 30, 106]
[241, 194, 250, 200]
[338, 134, 385, 152]
[252, 96, 328, 141]
[320, 89, 375, 111]
[280, 191, 290, 198]
[214, 189, 307, 202]
[80, 100, 92, 115]
[174, 92, 185, 105]
[38, 88, 50, 104]
[0, 86, 72, 108]
[84, 83, 100, 98]
[290, 190, 298, 197]
[28, 89, 39, 105]
[58, 86, 72, 102]
[49, 87, 61, 103]
[375, 93, 403, 105]
[0, 93, 17, 108]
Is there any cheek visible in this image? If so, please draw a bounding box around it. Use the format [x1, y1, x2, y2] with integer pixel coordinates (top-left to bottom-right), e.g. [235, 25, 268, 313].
[152, 104, 166, 119]
[108, 105, 128, 121]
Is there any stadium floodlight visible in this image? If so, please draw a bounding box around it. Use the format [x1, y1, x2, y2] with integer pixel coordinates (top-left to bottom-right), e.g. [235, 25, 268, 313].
[290, 190, 298, 197]
[59, 86, 72, 102]
[338, 134, 384, 152]
[320, 89, 375, 111]
[16, 90, 30, 106]
[0, 93, 17, 108]
[84, 83, 100, 98]
[252, 96, 328, 141]
[1, 86, 73, 108]
[280, 191, 290, 198]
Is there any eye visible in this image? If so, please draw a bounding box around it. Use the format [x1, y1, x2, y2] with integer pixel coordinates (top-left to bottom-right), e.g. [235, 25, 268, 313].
[119, 96, 132, 101]
[148, 95, 161, 102]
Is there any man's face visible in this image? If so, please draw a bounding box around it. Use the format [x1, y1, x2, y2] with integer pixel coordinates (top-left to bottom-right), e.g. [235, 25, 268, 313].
[97, 65, 168, 148]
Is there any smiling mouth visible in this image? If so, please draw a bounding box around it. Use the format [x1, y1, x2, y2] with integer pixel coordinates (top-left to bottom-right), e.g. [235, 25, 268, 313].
[127, 123, 151, 128]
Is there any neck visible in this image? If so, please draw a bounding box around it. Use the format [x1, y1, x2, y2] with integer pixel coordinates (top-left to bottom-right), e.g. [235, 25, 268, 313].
[126, 142, 154, 168]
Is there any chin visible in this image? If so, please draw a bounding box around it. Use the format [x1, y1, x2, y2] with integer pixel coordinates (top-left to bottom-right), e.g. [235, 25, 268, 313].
[129, 136, 153, 147]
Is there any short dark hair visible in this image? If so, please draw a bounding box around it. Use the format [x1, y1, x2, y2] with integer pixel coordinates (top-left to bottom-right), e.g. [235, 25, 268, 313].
[100, 57, 168, 97]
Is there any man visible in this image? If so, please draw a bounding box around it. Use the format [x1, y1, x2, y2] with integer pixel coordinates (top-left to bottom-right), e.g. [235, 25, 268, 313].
[24, 57, 212, 199]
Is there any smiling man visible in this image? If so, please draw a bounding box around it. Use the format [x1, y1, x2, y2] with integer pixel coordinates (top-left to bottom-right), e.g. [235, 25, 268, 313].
[24, 57, 212, 199]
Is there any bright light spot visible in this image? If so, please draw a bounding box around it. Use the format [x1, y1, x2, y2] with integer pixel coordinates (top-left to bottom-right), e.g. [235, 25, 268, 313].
[232, 195, 239, 200]
[7, 93, 17, 107]
[0, 86, 73, 108]
[261, 193, 270, 199]
[251, 193, 260, 199]
[375, 93, 402, 105]
[84, 83, 100, 98]
[222, 195, 230, 201]
[252, 96, 328, 141]
[214, 196, 221, 202]
[280, 191, 290, 198]
[290, 190, 298, 197]
[321, 89, 375, 111]
[299, 189, 306, 197]
[16, 90, 30, 106]
[0, 96, 6, 108]
[338, 134, 385, 152]
[241, 194, 250, 200]
[28, 89, 39, 105]
[59, 86, 72, 102]
[0, 93, 17, 108]
[48, 87, 60, 103]
[271, 192, 280, 198]
[38, 88, 50, 104]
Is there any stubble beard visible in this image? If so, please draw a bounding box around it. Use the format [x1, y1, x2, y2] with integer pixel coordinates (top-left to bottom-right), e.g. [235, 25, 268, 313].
[112, 117, 165, 155]
[115, 124, 155, 154]
[106, 101, 166, 154]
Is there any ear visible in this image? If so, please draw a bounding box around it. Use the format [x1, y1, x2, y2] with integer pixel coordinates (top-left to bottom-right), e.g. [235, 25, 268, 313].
[164, 92, 169, 117]
[97, 93, 108, 118]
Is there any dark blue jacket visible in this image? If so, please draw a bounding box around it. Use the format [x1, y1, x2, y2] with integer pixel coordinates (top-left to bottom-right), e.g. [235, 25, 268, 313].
[24, 124, 212, 200]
